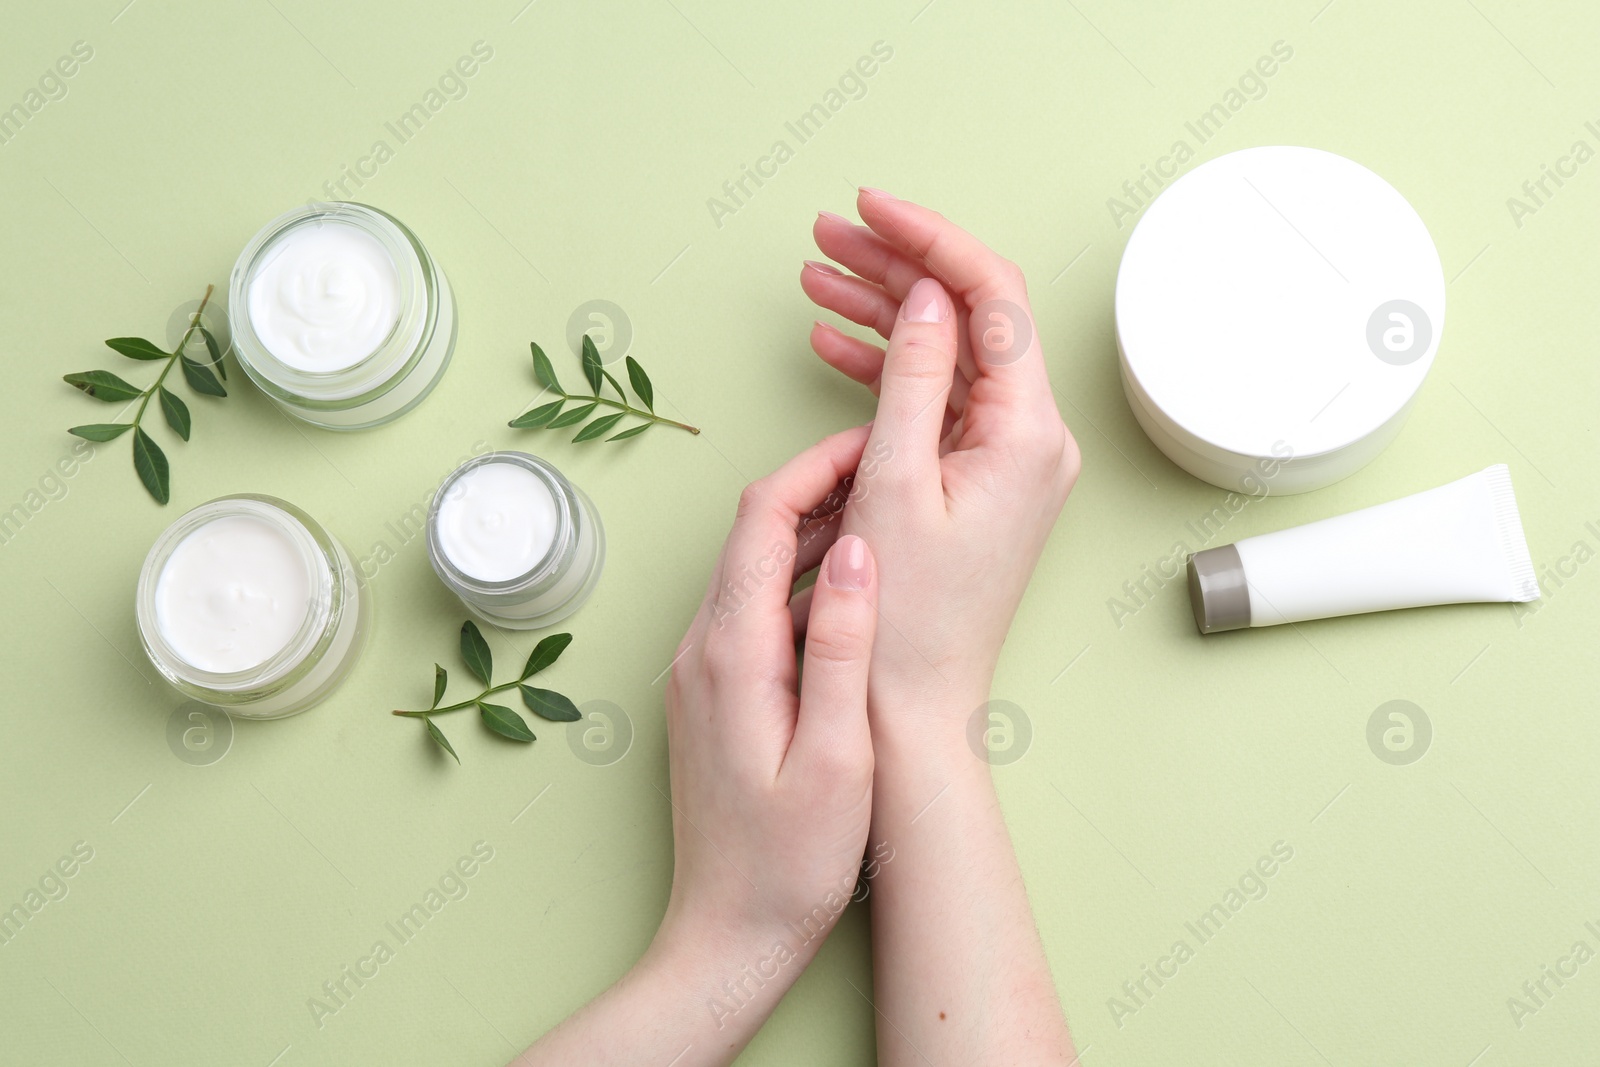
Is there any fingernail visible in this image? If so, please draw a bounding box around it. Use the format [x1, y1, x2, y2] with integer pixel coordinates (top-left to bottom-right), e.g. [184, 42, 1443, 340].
[804, 259, 843, 275]
[818, 210, 852, 224]
[827, 535, 871, 590]
[860, 186, 894, 200]
[902, 277, 949, 323]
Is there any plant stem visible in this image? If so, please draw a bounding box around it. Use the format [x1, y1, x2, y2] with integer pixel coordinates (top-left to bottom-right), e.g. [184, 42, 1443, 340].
[132, 284, 214, 427]
[562, 389, 700, 434]
[393, 677, 520, 717]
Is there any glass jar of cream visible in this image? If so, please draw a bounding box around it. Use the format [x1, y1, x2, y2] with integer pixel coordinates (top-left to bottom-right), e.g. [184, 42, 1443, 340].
[427, 452, 605, 630]
[136, 495, 368, 719]
[228, 202, 456, 430]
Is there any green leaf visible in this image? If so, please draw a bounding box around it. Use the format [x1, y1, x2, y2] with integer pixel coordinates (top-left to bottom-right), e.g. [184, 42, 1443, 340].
[105, 337, 169, 361]
[548, 402, 598, 428]
[625, 356, 654, 411]
[64, 370, 142, 402]
[180, 355, 227, 397]
[573, 412, 625, 442]
[432, 664, 447, 709]
[158, 386, 191, 441]
[68, 423, 133, 442]
[479, 702, 536, 742]
[132, 427, 169, 504]
[509, 399, 564, 429]
[607, 422, 652, 442]
[531, 341, 563, 393]
[459, 621, 492, 686]
[200, 326, 227, 380]
[425, 718, 459, 763]
[520, 686, 580, 722]
[601, 369, 628, 401]
[580, 334, 603, 394]
[521, 633, 572, 679]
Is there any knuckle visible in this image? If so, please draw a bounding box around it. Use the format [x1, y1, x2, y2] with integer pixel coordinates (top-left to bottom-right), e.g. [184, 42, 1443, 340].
[1056, 426, 1084, 484]
[700, 629, 740, 681]
[804, 617, 872, 671]
[734, 481, 770, 523]
[1021, 412, 1070, 464]
[998, 258, 1028, 291]
[889, 339, 950, 383]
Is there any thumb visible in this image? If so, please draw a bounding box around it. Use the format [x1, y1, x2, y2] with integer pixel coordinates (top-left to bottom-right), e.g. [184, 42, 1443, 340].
[786, 535, 878, 780]
[869, 276, 957, 495]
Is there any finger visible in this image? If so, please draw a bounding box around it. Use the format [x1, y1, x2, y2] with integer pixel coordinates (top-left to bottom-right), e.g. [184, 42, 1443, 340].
[856, 189, 1050, 399]
[801, 261, 899, 338]
[869, 276, 958, 491]
[788, 584, 814, 640]
[710, 426, 870, 636]
[810, 321, 885, 391]
[795, 499, 845, 576]
[814, 211, 930, 301]
[856, 189, 1027, 305]
[783, 535, 878, 782]
[813, 211, 981, 403]
[808, 322, 974, 423]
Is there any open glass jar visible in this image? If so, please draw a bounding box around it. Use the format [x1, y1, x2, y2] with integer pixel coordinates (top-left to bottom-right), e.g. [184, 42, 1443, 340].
[135, 495, 368, 719]
[426, 452, 605, 630]
[228, 202, 456, 430]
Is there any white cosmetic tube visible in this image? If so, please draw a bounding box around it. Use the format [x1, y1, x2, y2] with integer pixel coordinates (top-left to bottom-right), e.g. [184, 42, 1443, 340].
[1188, 464, 1538, 634]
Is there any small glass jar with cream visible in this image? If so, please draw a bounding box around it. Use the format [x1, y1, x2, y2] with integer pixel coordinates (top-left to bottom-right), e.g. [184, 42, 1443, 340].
[427, 452, 605, 630]
[228, 202, 456, 430]
[136, 495, 368, 719]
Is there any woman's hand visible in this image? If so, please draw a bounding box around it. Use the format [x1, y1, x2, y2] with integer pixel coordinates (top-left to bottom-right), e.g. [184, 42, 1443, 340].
[801, 191, 1081, 1067]
[516, 429, 883, 1067]
[802, 189, 1081, 735]
[657, 426, 881, 955]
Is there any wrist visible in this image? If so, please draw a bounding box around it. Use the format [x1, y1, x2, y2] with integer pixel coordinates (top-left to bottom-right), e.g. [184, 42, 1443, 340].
[641, 901, 827, 1029]
[868, 682, 992, 773]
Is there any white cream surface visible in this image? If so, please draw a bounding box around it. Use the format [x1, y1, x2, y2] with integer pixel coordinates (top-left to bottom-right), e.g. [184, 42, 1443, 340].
[436, 462, 558, 582]
[247, 221, 401, 372]
[154, 515, 313, 673]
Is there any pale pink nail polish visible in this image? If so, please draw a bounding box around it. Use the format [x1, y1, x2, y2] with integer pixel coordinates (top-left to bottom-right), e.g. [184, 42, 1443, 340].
[827, 535, 870, 589]
[902, 277, 949, 323]
[818, 211, 852, 225]
[860, 187, 894, 200]
[804, 259, 843, 275]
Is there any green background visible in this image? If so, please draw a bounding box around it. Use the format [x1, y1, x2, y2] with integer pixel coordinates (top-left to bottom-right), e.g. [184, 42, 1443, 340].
[2, 0, 1597, 1063]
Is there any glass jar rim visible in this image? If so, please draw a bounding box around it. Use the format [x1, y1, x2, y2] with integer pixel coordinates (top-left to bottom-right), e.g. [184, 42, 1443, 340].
[136, 495, 337, 693]
[228, 202, 434, 406]
[427, 452, 581, 597]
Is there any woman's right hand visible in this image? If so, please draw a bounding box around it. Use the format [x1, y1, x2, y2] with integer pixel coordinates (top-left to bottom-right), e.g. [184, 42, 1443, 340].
[800, 190, 1082, 1067]
[802, 189, 1081, 735]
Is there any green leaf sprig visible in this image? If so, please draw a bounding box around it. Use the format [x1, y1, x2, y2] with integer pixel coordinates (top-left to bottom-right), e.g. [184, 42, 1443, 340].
[63, 284, 228, 504]
[393, 620, 580, 764]
[509, 336, 699, 442]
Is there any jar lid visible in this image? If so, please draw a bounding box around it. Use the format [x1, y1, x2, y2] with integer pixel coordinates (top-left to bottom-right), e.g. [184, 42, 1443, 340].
[1115, 146, 1444, 492]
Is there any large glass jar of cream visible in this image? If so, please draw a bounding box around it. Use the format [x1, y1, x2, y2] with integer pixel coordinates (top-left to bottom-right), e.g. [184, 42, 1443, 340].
[427, 452, 605, 630]
[228, 202, 456, 430]
[136, 495, 368, 719]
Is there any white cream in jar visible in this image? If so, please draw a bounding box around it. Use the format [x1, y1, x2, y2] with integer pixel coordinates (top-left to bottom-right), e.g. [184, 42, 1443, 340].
[427, 452, 605, 629]
[246, 222, 401, 373]
[137, 495, 368, 718]
[229, 202, 456, 430]
[154, 514, 312, 673]
[434, 461, 560, 583]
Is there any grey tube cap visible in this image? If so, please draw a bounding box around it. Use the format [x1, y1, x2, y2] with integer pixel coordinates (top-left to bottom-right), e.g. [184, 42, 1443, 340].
[1188, 544, 1252, 635]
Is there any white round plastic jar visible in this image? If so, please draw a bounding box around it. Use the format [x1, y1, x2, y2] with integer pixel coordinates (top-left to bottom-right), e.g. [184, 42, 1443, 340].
[136, 495, 368, 718]
[228, 202, 456, 430]
[1115, 146, 1445, 494]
